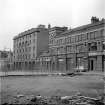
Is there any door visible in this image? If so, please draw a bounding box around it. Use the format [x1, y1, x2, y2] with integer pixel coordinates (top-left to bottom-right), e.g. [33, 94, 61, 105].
[66, 58, 73, 72]
[90, 60, 94, 71]
[89, 57, 97, 71]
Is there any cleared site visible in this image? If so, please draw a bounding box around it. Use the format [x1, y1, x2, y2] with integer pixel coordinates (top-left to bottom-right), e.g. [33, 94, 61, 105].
[0, 74, 104, 104]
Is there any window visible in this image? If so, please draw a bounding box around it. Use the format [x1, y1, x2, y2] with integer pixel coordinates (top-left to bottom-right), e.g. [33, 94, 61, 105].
[76, 35, 79, 42]
[30, 40, 31, 44]
[66, 46, 71, 52]
[66, 46, 75, 53]
[25, 48, 27, 52]
[84, 42, 87, 46]
[56, 40, 59, 45]
[29, 47, 31, 51]
[26, 35, 27, 39]
[87, 33, 90, 40]
[90, 32, 95, 39]
[25, 41, 27, 45]
[25, 55, 27, 59]
[33, 53, 35, 58]
[100, 29, 104, 37]
[78, 35, 82, 41]
[23, 55, 24, 59]
[57, 47, 65, 54]
[20, 49, 21, 53]
[94, 31, 99, 38]
[71, 46, 75, 53]
[28, 55, 30, 59]
[51, 40, 53, 45]
[71, 36, 75, 43]
[33, 46, 35, 51]
[22, 42, 24, 46]
[65, 37, 71, 44]
[49, 39, 53, 45]
[19, 43, 21, 47]
[23, 49, 24, 52]
[59, 39, 63, 45]
[82, 34, 87, 41]
[49, 40, 52, 44]
[76, 44, 83, 52]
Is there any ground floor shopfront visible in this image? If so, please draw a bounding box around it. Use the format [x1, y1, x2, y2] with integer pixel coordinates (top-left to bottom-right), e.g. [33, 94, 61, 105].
[88, 55, 104, 72]
[13, 52, 105, 72]
[45, 53, 89, 73]
[13, 60, 40, 71]
[40, 52, 105, 73]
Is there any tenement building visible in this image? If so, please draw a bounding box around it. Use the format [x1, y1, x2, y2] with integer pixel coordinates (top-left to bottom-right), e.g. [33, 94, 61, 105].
[13, 25, 49, 70]
[42, 17, 105, 72]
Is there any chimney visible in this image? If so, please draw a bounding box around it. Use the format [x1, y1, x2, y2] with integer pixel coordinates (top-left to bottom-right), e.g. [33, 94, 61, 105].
[48, 24, 51, 29]
[91, 16, 99, 24]
[37, 24, 45, 28]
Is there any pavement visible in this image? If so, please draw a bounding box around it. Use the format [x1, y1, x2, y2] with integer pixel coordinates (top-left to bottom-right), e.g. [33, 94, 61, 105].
[80, 71, 104, 76]
[0, 71, 104, 77]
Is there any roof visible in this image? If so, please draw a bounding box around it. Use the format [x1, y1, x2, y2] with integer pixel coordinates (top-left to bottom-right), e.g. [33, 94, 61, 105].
[49, 26, 68, 32]
[56, 19, 105, 38]
[13, 27, 48, 40]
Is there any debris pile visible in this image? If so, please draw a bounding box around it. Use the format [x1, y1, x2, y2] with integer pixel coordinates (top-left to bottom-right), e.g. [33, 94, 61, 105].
[2, 93, 105, 105]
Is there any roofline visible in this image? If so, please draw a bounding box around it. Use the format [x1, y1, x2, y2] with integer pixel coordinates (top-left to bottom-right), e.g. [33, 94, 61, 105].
[61, 19, 105, 36]
[13, 27, 48, 40]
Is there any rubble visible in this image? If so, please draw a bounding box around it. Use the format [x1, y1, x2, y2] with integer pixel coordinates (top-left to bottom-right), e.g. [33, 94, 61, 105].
[1, 93, 105, 105]
[16, 94, 24, 98]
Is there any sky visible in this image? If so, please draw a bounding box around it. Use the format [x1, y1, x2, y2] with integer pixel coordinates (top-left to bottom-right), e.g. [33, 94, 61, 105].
[0, 0, 105, 51]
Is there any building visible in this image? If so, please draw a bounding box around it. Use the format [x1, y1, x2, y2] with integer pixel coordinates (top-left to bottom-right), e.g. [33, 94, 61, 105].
[13, 25, 49, 70]
[40, 26, 68, 72]
[43, 17, 105, 72]
[0, 50, 13, 71]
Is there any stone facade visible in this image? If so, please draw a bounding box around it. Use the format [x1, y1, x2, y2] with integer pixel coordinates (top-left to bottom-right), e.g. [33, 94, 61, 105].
[41, 17, 105, 72]
[13, 25, 49, 70]
[13, 17, 105, 72]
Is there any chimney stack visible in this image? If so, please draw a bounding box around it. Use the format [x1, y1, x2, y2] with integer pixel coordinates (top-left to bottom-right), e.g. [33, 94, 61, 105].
[91, 16, 99, 24]
[48, 24, 51, 29]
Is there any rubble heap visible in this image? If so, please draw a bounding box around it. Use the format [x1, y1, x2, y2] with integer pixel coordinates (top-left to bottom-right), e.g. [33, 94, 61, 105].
[2, 93, 105, 105]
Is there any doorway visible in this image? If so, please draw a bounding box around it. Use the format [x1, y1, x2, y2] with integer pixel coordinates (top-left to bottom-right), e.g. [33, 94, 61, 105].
[89, 57, 97, 71]
[90, 60, 94, 71]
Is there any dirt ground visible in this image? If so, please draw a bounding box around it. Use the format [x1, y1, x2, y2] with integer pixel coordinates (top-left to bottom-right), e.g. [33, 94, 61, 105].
[0, 74, 104, 104]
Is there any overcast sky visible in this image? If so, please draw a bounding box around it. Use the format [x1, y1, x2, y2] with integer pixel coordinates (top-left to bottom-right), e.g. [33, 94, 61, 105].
[0, 0, 105, 50]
